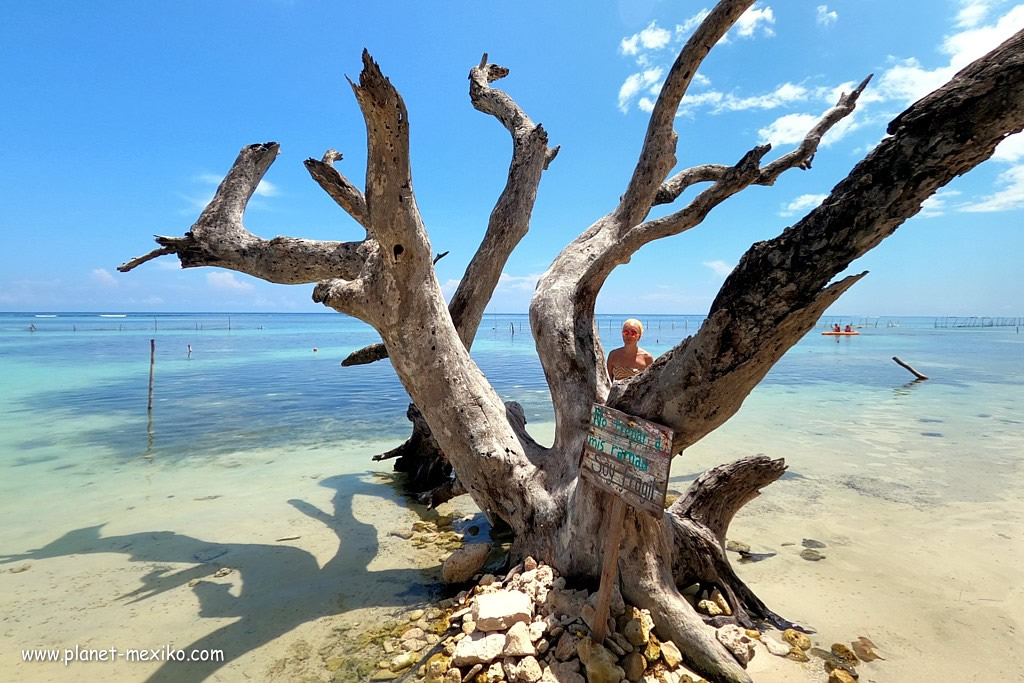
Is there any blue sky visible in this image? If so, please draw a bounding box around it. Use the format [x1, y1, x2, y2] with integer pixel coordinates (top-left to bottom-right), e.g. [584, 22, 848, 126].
[2, 0, 1021, 315]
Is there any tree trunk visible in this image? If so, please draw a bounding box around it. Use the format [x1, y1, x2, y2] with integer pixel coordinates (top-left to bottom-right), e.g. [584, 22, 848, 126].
[119, 11, 1024, 682]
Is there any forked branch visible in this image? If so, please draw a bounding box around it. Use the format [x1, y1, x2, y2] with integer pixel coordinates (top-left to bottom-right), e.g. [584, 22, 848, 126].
[654, 75, 873, 205]
[118, 142, 373, 284]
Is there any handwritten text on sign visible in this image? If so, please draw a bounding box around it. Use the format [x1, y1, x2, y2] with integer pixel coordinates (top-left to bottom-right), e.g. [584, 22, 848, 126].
[581, 404, 674, 516]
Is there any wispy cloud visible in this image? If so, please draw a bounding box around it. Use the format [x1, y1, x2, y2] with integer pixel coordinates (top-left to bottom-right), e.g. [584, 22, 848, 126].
[184, 174, 278, 212]
[958, 164, 1024, 212]
[956, 0, 1006, 28]
[919, 188, 963, 217]
[993, 131, 1024, 162]
[734, 4, 775, 38]
[618, 67, 665, 112]
[816, 5, 838, 27]
[757, 113, 820, 146]
[206, 271, 254, 291]
[679, 82, 809, 116]
[875, 4, 1024, 104]
[91, 268, 118, 287]
[497, 272, 542, 292]
[621, 21, 673, 55]
[702, 260, 734, 277]
[779, 193, 827, 217]
[440, 279, 461, 298]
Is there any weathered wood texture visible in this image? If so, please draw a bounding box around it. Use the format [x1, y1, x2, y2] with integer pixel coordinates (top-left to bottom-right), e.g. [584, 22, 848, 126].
[120, 13, 1024, 683]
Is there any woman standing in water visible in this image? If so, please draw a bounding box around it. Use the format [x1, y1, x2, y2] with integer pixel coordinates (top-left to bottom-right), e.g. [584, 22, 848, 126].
[607, 318, 654, 381]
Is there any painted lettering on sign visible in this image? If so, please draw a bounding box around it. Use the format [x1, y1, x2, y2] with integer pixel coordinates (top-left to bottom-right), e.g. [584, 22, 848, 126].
[581, 404, 674, 516]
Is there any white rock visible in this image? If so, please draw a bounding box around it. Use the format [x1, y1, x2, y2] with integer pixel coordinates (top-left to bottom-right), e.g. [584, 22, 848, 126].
[503, 621, 538, 657]
[516, 655, 544, 683]
[716, 624, 756, 665]
[442, 543, 492, 584]
[473, 590, 534, 631]
[762, 634, 792, 657]
[528, 620, 546, 642]
[452, 631, 507, 667]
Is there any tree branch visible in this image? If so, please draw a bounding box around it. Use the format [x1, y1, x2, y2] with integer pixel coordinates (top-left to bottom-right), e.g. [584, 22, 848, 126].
[618, 0, 756, 226]
[341, 54, 557, 367]
[304, 149, 370, 229]
[653, 75, 872, 206]
[613, 28, 1024, 449]
[118, 142, 373, 283]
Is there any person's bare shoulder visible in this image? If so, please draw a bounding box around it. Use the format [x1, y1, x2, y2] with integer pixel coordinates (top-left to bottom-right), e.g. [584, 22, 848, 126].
[641, 350, 654, 366]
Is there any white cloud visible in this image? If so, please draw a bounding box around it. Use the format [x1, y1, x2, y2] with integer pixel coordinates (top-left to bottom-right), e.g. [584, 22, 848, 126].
[440, 279, 461, 298]
[692, 73, 712, 88]
[621, 21, 672, 56]
[91, 268, 118, 287]
[779, 193, 827, 217]
[679, 82, 810, 116]
[497, 272, 542, 292]
[620, 34, 640, 56]
[735, 4, 775, 38]
[919, 188, 963, 217]
[206, 271, 254, 291]
[638, 97, 656, 113]
[195, 172, 278, 199]
[255, 179, 277, 197]
[993, 132, 1024, 162]
[618, 67, 665, 112]
[817, 5, 838, 26]
[757, 113, 819, 146]
[876, 5, 1024, 104]
[958, 164, 1024, 212]
[956, 0, 1006, 28]
[703, 260, 734, 277]
[676, 9, 711, 37]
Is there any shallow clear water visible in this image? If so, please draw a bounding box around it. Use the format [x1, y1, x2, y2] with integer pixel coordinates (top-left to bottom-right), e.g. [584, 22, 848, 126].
[1, 311, 1022, 681]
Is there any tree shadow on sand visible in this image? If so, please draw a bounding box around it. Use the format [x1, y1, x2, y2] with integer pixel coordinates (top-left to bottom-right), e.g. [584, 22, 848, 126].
[0, 471, 456, 682]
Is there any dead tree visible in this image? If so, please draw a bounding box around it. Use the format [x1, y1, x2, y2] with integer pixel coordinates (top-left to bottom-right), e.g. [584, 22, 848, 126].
[120, 1, 1024, 679]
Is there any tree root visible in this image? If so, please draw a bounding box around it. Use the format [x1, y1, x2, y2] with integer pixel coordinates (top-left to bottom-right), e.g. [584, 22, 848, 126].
[372, 404, 451, 493]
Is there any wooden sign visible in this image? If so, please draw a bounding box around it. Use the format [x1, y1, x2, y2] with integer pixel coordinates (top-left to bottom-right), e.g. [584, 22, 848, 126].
[581, 403, 674, 517]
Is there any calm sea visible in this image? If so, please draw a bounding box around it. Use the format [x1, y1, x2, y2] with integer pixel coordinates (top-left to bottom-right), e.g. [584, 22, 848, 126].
[1, 311, 1022, 681]
[0, 312, 1021, 467]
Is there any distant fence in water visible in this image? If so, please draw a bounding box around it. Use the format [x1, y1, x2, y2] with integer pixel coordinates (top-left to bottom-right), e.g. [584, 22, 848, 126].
[933, 316, 1022, 328]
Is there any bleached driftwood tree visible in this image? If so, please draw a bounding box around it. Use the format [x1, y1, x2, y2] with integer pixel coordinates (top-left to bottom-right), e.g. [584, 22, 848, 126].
[121, 2, 1024, 679]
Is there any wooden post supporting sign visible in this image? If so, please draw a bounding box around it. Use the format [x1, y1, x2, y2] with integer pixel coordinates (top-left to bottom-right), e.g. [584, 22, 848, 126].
[581, 403, 674, 644]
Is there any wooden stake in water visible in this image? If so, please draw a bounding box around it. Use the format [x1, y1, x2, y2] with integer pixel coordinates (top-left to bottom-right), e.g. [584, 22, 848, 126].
[148, 339, 156, 411]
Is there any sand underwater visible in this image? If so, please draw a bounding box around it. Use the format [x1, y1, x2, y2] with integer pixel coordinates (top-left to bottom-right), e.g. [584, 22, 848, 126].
[0, 313, 1021, 681]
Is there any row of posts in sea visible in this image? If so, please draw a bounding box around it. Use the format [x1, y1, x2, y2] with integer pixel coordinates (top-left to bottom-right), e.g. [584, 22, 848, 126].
[493, 317, 710, 337]
[25, 316, 268, 332]
[933, 316, 1023, 328]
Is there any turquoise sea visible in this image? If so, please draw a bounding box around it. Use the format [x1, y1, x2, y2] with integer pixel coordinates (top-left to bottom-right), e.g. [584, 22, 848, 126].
[1, 311, 1022, 682]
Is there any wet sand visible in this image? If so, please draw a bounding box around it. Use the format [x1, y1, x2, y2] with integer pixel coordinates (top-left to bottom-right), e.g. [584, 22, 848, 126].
[2, 411, 1022, 682]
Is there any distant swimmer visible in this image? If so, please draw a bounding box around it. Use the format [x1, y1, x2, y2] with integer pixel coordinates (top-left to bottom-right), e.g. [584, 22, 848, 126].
[29, 323, 36, 332]
[187, 344, 192, 357]
[313, 347, 318, 353]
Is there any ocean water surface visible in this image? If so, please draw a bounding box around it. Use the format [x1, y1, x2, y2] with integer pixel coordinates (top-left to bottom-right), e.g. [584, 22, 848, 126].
[1, 312, 1021, 682]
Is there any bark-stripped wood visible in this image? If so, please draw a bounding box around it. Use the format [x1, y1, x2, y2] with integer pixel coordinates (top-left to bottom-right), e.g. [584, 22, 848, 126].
[120, 15, 1024, 683]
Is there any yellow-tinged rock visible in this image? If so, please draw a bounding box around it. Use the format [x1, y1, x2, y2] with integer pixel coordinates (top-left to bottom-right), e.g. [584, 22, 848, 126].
[697, 600, 722, 617]
[744, 629, 761, 640]
[710, 589, 732, 616]
[782, 629, 811, 651]
[828, 670, 856, 683]
[831, 643, 859, 667]
[643, 634, 662, 662]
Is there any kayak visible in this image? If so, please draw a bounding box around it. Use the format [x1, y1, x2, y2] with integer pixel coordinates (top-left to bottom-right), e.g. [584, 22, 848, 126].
[822, 331, 859, 335]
